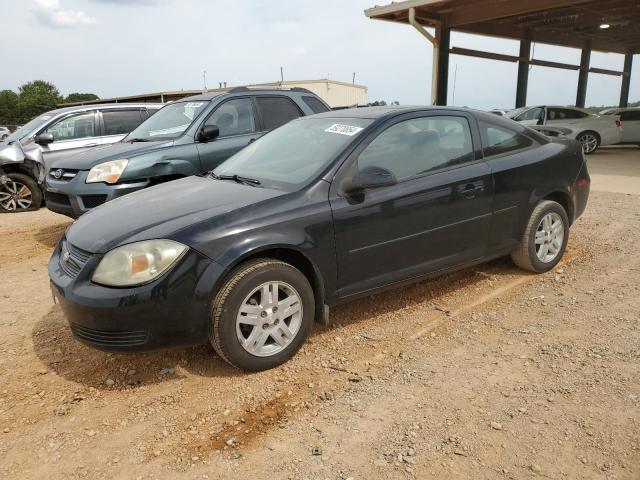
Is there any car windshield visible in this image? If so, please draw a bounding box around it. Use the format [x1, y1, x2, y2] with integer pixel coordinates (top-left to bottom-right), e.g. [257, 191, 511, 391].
[3, 114, 52, 143]
[125, 101, 209, 141]
[213, 117, 372, 191]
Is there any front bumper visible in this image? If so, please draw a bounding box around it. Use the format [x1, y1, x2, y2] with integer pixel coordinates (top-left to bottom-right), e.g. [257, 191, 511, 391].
[49, 237, 226, 351]
[45, 170, 150, 218]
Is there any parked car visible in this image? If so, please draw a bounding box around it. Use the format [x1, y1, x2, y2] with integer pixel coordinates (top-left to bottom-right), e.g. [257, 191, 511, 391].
[599, 107, 640, 145]
[45, 88, 331, 218]
[49, 106, 590, 371]
[0, 103, 161, 212]
[507, 105, 622, 154]
[0, 127, 10, 140]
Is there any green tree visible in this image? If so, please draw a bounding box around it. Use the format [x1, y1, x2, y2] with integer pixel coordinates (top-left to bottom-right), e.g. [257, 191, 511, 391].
[17, 80, 62, 123]
[0, 90, 19, 125]
[65, 92, 99, 103]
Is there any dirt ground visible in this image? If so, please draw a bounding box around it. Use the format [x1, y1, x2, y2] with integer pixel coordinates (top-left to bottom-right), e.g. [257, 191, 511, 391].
[1, 150, 639, 480]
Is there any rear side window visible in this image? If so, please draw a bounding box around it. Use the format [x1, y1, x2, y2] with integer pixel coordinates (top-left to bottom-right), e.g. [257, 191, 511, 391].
[302, 96, 330, 114]
[357, 116, 474, 180]
[256, 96, 302, 130]
[548, 108, 589, 120]
[480, 122, 538, 157]
[621, 110, 640, 121]
[102, 110, 144, 136]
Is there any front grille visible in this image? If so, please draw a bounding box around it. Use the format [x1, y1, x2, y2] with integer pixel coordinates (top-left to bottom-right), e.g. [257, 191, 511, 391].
[81, 194, 107, 209]
[71, 323, 148, 348]
[59, 240, 92, 278]
[46, 191, 71, 207]
[49, 168, 79, 182]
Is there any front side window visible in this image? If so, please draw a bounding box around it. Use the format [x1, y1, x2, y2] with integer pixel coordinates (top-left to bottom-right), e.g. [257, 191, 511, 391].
[102, 110, 144, 136]
[481, 122, 537, 157]
[357, 116, 474, 180]
[514, 107, 543, 122]
[126, 100, 209, 141]
[46, 112, 96, 141]
[205, 98, 255, 137]
[255, 96, 302, 130]
[214, 117, 371, 190]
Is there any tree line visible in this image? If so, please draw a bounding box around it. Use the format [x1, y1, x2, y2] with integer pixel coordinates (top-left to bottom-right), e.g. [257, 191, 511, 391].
[0, 80, 98, 127]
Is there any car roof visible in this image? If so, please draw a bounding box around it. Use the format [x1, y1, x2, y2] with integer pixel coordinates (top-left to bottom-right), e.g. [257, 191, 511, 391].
[45, 103, 164, 117]
[306, 105, 486, 120]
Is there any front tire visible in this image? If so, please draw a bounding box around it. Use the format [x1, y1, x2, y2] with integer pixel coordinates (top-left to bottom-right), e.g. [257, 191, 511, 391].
[210, 259, 314, 371]
[0, 173, 42, 212]
[511, 200, 569, 273]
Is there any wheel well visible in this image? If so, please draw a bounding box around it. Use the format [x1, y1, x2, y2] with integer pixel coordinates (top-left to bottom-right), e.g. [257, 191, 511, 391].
[231, 248, 326, 323]
[544, 191, 574, 224]
[577, 130, 601, 144]
[0, 163, 37, 177]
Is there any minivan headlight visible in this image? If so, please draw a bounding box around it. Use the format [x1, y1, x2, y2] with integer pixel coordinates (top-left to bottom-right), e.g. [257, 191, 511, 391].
[92, 239, 188, 287]
[86, 159, 128, 184]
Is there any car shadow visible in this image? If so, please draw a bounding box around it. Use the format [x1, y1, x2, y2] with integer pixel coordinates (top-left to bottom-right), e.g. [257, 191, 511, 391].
[34, 222, 70, 249]
[31, 257, 518, 390]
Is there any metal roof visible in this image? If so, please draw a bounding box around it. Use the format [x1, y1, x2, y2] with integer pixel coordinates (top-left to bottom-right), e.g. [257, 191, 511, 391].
[365, 0, 640, 54]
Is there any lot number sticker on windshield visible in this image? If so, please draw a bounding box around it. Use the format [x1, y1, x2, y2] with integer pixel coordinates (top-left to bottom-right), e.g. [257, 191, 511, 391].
[325, 124, 363, 136]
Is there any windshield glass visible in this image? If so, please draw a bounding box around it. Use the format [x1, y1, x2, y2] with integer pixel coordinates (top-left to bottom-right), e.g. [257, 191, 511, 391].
[125, 101, 209, 141]
[4, 114, 52, 143]
[213, 117, 372, 190]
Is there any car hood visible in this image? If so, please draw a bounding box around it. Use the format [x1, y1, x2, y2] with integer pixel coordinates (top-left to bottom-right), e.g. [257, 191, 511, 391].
[66, 176, 286, 254]
[49, 140, 173, 170]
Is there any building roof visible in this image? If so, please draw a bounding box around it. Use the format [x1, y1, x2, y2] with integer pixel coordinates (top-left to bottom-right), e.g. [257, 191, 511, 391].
[365, 0, 640, 54]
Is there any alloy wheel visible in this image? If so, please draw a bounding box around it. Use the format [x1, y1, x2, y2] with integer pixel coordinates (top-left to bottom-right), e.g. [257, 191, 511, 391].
[535, 212, 564, 263]
[579, 133, 598, 154]
[0, 180, 33, 211]
[236, 281, 303, 357]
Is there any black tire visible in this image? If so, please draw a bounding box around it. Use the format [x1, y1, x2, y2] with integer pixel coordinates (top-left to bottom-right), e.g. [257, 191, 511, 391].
[511, 200, 569, 273]
[576, 131, 600, 154]
[0, 173, 42, 213]
[210, 258, 314, 371]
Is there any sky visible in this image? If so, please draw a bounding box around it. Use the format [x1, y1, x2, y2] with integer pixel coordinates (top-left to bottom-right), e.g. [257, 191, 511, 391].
[1, 0, 637, 109]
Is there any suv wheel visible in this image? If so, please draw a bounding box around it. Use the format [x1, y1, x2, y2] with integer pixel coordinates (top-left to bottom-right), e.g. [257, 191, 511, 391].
[210, 259, 314, 371]
[511, 200, 569, 273]
[0, 173, 42, 212]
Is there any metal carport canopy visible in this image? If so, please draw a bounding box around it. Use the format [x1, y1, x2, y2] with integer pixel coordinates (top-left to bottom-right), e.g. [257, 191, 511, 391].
[364, 0, 639, 107]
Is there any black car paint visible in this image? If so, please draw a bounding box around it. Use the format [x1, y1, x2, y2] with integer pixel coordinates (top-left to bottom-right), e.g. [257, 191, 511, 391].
[49, 107, 590, 352]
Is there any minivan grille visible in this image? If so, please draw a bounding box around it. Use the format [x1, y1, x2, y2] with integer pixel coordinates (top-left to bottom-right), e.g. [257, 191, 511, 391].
[49, 168, 79, 181]
[59, 240, 92, 278]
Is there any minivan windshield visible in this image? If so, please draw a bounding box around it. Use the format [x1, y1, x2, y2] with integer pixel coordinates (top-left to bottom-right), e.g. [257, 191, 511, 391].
[213, 117, 372, 190]
[125, 101, 209, 141]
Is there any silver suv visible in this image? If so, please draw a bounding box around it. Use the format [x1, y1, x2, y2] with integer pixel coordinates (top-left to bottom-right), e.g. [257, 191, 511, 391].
[0, 103, 162, 212]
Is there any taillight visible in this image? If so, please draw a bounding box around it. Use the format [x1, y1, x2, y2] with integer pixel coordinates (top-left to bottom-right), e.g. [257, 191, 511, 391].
[615, 119, 621, 127]
[577, 178, 589, 188]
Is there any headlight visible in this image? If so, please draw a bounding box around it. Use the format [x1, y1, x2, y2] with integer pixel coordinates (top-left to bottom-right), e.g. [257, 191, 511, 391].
[86, 159, 128, 184]
[92, 239, 188, 287]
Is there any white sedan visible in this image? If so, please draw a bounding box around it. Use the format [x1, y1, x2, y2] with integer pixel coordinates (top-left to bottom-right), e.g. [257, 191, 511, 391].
[600, 107, 640, 146]
[508, 105, 622, 154]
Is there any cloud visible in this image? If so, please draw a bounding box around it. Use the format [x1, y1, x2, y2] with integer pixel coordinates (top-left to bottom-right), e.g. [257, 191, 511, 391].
[33, 0, 98, 28]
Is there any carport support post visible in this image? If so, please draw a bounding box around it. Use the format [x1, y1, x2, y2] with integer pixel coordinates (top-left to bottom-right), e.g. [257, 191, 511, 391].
[515, 35, 531, 108]
[619, 53, 634, 108]
[435, 26, 450, 105]
[576, 40, 591, 108]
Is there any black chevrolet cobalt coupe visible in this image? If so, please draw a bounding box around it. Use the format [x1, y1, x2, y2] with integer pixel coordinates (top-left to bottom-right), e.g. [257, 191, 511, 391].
[49, 107, 590, 371]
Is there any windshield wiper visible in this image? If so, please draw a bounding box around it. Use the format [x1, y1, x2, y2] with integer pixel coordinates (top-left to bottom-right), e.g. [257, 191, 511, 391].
[128, 138, 151, 143]
[210, 172, 261, 186]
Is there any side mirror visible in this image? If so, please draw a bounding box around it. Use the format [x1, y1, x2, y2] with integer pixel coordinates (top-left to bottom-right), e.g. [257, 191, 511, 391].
[196, 125, 220, 142]
[343, 166, 397, 194]
[34, 133, 54, 145]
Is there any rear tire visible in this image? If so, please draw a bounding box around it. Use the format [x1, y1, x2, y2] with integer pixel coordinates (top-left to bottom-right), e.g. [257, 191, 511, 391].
[0, 173, 42, 212]
[576, 131, 600, 154]
[210, 259, 314, 371]
[511, 200, 569, 273]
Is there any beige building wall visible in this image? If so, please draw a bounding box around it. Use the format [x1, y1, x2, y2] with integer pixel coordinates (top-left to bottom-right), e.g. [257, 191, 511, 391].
[252, 79, 368, 108]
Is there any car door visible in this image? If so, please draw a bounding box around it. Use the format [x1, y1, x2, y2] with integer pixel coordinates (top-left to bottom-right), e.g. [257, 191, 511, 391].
[329, 112, 493, 298]
[39, 111, 100, 166]
[196, 97, 261, 172]
[100, 109, 146, 145]
[513, 107, 544, 126]
[620, 110, 640, 142]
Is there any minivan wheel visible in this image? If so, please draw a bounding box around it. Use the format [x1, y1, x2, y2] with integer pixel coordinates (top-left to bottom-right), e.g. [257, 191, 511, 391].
[210, 259, 314, 371]
[0, 173, 42, 212]
[511, 200, 569, 273]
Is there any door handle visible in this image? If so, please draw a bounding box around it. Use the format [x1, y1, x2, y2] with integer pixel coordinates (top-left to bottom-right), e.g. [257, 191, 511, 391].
[85, 143, 99, 147]
[460, 183, 484, 199]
